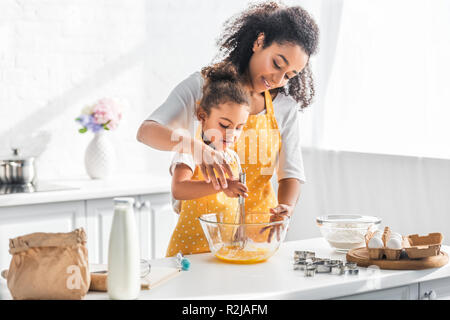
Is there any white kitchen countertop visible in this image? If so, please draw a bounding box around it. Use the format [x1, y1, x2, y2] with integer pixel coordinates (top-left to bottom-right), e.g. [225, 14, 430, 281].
[3, 238, 448, 300]
[0, 174, 172, 207]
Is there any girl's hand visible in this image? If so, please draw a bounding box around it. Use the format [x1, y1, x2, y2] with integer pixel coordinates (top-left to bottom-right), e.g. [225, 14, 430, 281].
[260, 204, 294, 243]
[222, 179, 248, 198]
[193, 141, 234, 191]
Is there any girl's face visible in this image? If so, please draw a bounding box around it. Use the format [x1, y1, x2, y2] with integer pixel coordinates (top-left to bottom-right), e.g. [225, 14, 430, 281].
[199, 102, 249, 151]
[248, 34, 309, 93]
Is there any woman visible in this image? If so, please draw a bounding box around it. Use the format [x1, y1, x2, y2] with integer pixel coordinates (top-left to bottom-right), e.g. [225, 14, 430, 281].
[137, 2, 319, 226]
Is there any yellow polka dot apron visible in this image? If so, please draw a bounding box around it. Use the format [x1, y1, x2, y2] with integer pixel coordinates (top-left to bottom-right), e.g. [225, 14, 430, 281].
[233, 90, 282, 242]
[166, 91, 281, 256]
[166, 145, 241, 257]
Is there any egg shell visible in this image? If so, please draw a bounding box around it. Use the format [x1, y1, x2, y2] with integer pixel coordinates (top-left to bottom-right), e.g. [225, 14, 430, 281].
[373, 230, 383, 237]
[387, 237, 403, 249]
[389, 233, 402, 240]
[368, 236, 384, 249]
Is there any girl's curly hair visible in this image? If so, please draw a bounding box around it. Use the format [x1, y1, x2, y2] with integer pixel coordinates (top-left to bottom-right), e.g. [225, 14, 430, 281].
[199, 61, 250, 116]
[214, 1, 319, 110]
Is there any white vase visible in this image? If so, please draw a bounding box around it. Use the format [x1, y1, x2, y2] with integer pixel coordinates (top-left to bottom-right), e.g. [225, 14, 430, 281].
[84, 131, 116, 179]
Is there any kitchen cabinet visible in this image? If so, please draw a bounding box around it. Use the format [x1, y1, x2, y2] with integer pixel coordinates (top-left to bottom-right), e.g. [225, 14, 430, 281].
[419, 277, 450, 300]
[143, 193, 178, 259]
[339, 278, 450, 300]
[86, 193, 177, 264]
[0, 200, 85, 271]
[337, 283, 419, 300]
[0, 192, 177, 271]
[85, 197, 142, 264]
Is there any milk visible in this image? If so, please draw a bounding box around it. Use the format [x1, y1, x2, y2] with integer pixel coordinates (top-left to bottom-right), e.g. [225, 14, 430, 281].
[107, 197, 140, 300]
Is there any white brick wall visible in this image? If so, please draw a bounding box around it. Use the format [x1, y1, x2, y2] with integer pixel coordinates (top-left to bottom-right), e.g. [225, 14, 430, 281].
[0, 0, 260, 180]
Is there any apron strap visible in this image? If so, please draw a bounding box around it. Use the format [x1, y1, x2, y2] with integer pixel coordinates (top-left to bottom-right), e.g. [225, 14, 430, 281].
[264, 90, 275, 116]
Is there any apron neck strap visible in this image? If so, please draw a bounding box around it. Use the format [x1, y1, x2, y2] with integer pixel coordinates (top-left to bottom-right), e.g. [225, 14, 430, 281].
[264, 90, 275, 115]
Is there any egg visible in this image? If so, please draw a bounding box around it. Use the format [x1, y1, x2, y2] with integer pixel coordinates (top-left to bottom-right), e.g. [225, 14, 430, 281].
[389, 232, 402, 240]
[387, 237, 402, 249]
[368, 236, 384, 248]
[373, 230, 383, 237]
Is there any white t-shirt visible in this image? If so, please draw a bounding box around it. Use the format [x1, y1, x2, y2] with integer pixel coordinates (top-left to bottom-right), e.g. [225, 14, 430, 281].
[146, 71, 306, 184]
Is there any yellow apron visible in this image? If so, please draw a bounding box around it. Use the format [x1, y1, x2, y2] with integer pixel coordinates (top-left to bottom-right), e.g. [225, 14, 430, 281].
[233, 90, 282, 241]
[166, 147, 241, 257]
[166, 91, 281, 256]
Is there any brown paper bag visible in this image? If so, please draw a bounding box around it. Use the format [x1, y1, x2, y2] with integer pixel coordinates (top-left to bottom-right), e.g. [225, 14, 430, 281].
[6, 228, 90, 300]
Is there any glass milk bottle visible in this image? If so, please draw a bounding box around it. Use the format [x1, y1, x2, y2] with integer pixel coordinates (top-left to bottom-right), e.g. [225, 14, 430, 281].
[107, 197, 140, 300]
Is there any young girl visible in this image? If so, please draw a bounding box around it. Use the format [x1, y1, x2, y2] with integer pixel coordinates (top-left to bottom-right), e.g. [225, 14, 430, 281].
[166, 63, 250, 257]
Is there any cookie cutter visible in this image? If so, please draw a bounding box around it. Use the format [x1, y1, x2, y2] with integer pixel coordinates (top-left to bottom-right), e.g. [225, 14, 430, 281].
[304, 265, 317, 277]
[293, 259, 311, 271]
[330, 259, 344, 266]
[345, 262, 357, 270]
[314, 260, 332, 273]
[293, 254, 356, 276]
[331, 263, 346, 275]
[311, 257, 330, 264]
[294, 250, 315, 260]
[348, 268, 359, 275]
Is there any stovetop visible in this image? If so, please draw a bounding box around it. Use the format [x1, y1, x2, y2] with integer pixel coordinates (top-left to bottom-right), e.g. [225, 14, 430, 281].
[0, 182, 78, 195]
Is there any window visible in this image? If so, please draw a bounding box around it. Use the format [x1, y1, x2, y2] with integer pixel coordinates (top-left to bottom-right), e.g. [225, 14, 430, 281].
[301, 0, 450, 159]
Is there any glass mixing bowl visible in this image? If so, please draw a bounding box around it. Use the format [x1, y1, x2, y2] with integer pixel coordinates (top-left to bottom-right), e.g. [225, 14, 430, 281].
[198, 212, 290, 264]
[316, 214, 382, 252]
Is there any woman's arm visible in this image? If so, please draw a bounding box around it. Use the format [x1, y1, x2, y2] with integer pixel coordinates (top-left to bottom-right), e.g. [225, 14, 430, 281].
[272, 98, 305, 216]
[137, 121, 234, 190]
[278, 178, 301, 207]
[265, 178, 301, 242]
[271, 178, 301, 217]
[137, 120, 196, 152]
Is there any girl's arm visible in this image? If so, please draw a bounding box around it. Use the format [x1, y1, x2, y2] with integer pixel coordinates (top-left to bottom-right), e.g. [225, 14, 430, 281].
[171, 163, 224, 200]
[172, 163, 249, 200]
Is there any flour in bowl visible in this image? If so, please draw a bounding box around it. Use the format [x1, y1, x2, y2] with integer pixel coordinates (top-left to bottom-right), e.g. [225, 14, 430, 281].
[324, 223, 369, 250]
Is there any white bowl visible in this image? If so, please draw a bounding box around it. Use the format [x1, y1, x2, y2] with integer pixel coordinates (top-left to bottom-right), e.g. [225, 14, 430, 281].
[316, 215, 382, 252]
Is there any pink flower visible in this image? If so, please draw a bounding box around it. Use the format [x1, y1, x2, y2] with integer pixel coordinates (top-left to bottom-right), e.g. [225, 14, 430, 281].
[92, 98, 123, 130]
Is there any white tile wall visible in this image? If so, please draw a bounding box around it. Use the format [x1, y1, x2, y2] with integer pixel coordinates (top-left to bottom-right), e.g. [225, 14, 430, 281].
[0, 0, 258, 180]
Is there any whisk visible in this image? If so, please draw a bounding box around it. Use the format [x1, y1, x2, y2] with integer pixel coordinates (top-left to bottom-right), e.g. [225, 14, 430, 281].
[232, 172, 247, 249]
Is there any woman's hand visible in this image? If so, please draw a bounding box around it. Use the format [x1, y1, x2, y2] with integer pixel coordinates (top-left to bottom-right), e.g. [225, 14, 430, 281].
[260, 204, 294, 243]
[270, 204, 294, 217]
[137, 121, 235, 190]
[193, 140, 235, 190]
[222, 179, 248, 198]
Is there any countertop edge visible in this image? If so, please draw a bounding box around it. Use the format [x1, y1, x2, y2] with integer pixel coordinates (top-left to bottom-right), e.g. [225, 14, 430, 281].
[0, 174, 172, 207]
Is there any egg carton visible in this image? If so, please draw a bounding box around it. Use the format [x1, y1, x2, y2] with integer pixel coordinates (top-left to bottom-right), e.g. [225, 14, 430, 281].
[365, 226, 443, 260]
[404, 233, 443, 259]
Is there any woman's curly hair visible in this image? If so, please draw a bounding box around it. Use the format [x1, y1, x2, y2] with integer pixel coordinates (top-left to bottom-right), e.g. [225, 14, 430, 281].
[214, 1, 319, 110]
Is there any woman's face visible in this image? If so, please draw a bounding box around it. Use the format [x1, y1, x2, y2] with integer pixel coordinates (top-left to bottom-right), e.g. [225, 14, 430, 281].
[199, 102, 249, 151]
[248, 34, 309, 93]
